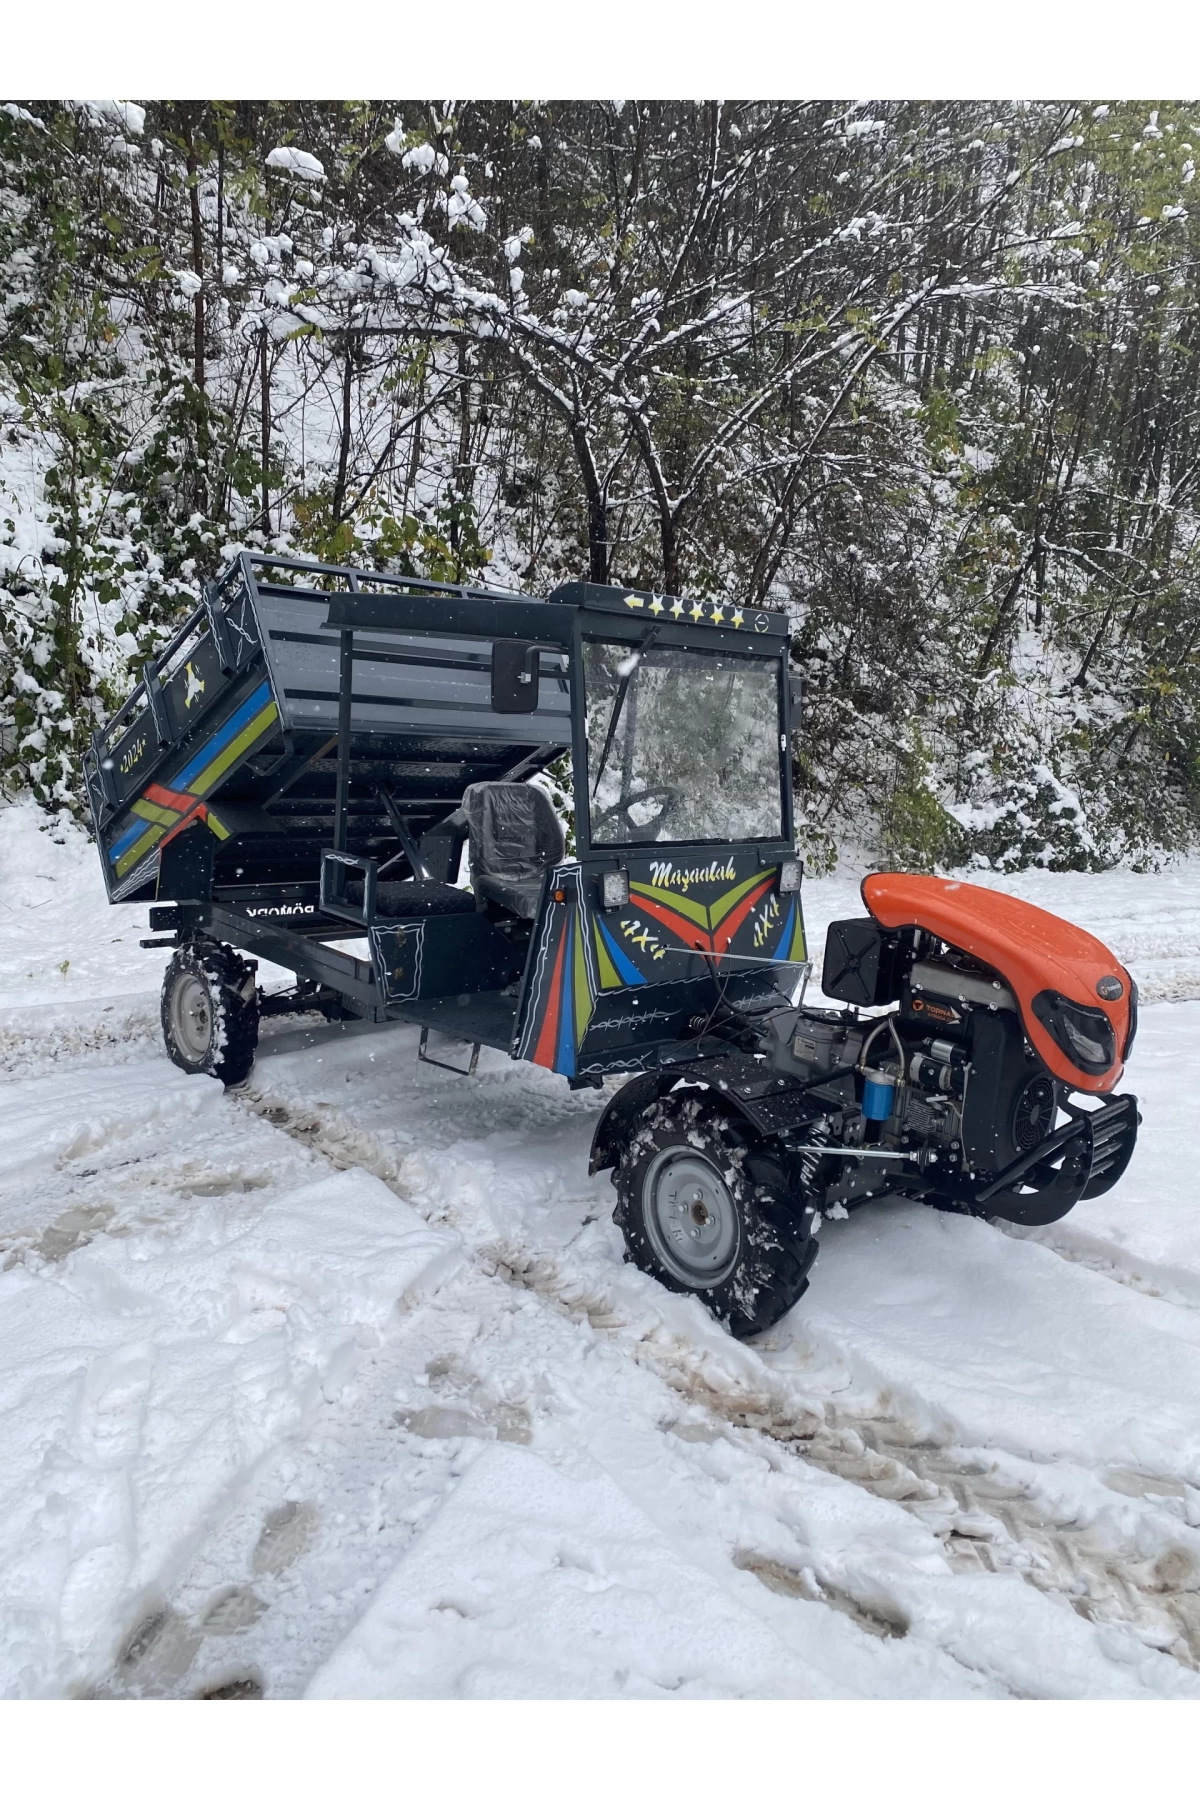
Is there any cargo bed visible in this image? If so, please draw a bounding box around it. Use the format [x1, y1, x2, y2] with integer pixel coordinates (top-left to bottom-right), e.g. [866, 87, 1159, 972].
[86, 553, 572, 906]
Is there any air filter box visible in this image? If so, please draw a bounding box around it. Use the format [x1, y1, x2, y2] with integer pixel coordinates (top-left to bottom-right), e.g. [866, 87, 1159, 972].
[822, 918, 915, 1008]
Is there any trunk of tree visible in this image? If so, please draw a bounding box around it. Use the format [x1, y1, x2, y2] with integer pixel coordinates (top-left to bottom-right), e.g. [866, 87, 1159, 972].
[976, 548, 1037, 681]
[659, 513, 679, 598]
[588, 485, 609, 584]
[568, 418, 609, 584]
[183, 110, 208, 513]
[260, 326, 271, 536]
[216, 139, 224, 285]
[456, 341, 473, 501]
[332, 340, 355, 523]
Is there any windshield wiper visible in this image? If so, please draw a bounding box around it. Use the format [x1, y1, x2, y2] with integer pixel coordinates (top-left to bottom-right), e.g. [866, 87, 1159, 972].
[591, 625, 661, 800]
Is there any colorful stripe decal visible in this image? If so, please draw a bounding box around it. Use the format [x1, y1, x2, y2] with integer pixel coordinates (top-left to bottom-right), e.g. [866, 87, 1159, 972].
[572, 912, 594, 1041]
[628, 881, 711, 929]
[114, 822, 168, 877]
[772, 897, 798, 960]
[708, 867, 777, 928]
[532, 922, 568, 1070]
[175, 681, 274, 788]
[771, 896, 807, 962]
[629, 870, 774, 945]
[629, 870, 789, 960]
[109, 681, 278, 877]
[629, 889, 711, 950]
[557, 914, 577, 1076]
[592, 918, 622, 990]
[188, 697, 279, 796]
[595, 918, 647, 987]
[110, 809, 162, 863]
[712, 875, 776, 955]
[107, 680, 272, 861]
[523, 864, 807, 1073]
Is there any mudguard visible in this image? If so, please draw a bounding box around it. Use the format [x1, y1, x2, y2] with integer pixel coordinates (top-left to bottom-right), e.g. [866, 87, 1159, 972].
[863, 873, 1135, 1095]
[588, 1070, 669, 1174]
[588, 1052, 812, 1174]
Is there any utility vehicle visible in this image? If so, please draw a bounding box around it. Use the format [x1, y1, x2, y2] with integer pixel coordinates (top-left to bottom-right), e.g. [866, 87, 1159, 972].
[86, 553, 1140, 1336]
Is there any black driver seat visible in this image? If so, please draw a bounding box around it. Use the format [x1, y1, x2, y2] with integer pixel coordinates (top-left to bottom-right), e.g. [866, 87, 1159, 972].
[461, 781, 565, 921]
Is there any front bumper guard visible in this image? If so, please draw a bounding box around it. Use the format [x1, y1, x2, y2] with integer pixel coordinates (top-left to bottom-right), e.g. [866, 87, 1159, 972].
[936, 1091, 1140, 1227]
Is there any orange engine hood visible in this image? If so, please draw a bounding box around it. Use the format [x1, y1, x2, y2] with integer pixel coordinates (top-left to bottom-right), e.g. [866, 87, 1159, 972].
[861, 872, 1134, 1094]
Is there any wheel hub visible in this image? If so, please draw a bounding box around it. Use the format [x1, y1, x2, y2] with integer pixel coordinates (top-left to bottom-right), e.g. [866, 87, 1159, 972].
[170, 971, 215, 1061]
[642, 1148, 740, 1288]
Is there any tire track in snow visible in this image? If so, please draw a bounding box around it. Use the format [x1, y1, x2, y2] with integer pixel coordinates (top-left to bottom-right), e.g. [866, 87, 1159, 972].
[0, 998, 161, 1078]
[0, 1064, 289, 1268]
[994, 1219, 1200, 1313]
[236, 1078, 1200, 1676]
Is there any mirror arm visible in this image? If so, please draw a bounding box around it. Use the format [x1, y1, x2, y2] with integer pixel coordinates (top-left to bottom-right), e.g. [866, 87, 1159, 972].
[520, 642, 566, 683]
[491, 639, 566, 714]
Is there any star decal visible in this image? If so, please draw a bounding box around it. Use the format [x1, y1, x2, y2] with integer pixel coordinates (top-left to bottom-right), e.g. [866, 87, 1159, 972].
[731, 609, 745, 629]
[710, 605, 725, 624]
[689, 602, 704, 621]
[648, 596, 664, 615]
[670, 598, 685, 617]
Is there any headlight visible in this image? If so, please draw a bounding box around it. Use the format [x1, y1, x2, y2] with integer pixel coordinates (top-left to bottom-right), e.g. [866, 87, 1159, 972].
[1032, 990, 1117, 1074]
[778, 858, 802, 894]
[600, 869, 629, 911]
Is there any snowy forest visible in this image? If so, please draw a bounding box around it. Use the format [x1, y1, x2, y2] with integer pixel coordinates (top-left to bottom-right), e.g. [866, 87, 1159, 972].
[2, 98, 1199, 874]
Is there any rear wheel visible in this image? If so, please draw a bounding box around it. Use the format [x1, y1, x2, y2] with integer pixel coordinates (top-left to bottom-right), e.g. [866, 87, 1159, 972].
[161, 942, 259, 1085]
[612, 1098, 818, 1338]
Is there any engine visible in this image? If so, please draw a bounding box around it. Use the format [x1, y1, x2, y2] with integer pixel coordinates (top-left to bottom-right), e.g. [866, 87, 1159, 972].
[753, 922, 1060, 1214]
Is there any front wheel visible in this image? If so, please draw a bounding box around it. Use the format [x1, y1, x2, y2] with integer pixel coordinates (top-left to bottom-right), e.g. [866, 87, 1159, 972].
[161, 941, 259, 1085]
[612, 1099, 818, 1338]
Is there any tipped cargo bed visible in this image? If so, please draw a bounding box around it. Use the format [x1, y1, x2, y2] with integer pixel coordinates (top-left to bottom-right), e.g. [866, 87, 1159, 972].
[86, 553, 572, 905]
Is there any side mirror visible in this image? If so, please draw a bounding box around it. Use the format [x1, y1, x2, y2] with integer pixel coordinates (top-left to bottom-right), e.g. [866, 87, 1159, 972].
[491, 640, 540, 714]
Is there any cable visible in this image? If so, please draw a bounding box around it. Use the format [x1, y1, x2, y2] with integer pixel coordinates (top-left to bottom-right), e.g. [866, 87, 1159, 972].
[690, 948, 739, 1042]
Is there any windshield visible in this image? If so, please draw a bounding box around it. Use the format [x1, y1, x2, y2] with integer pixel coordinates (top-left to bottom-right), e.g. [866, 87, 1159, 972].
[583, 639, 784, 846]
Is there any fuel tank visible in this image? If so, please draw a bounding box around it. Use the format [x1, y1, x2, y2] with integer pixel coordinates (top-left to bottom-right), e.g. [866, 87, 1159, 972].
[861, 873, 1135, 1095]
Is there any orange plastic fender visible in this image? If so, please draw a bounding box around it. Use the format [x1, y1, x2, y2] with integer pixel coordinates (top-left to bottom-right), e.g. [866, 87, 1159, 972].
[861, 872, 1134, 1095]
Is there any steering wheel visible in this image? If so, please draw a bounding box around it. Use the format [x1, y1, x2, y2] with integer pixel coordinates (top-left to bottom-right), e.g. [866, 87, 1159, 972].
[592, 785, 685, 841]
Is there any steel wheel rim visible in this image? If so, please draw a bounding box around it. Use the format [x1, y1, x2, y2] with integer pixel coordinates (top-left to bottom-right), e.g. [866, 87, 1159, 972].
[170, 970, 214, 1061]
[642, 1146, 740, 1288]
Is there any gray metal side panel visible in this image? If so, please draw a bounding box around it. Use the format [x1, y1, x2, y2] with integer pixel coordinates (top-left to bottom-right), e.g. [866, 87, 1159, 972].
[253, 590, 571, 745]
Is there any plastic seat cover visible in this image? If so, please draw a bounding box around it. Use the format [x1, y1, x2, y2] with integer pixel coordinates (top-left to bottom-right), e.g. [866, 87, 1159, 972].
[462, 782, 565, 920]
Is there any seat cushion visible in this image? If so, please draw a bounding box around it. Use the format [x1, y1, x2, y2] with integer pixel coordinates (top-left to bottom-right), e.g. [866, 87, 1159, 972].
[475, 871, 547, 922]
[346, 878, 475, 919]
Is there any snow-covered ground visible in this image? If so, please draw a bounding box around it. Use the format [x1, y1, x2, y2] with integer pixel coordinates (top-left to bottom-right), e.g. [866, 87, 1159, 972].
[4, 795, 1200, 1699]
